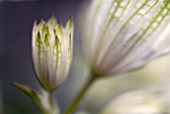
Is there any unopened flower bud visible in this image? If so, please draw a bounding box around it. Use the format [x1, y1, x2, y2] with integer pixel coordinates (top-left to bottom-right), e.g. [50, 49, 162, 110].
[32, 16, 73, 91]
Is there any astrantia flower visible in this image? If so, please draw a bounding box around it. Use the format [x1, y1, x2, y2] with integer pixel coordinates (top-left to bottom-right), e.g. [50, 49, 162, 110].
[83, 0, 170, 77]
[101, 90, 169, 114]
[32, 16, 73, 91]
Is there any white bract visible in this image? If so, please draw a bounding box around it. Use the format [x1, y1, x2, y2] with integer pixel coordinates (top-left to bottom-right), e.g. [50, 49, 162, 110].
[101, 90, 169, 114]
[83, 0, 170, 76]
[32, 17, 73, 91]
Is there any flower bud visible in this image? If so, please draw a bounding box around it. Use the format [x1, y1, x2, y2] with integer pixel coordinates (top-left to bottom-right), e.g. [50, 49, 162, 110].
[32, 16, 73, 91]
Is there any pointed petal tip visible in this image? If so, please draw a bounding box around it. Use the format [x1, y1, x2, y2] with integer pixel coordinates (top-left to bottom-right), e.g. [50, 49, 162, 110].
[48, 15, 57, 25]
[58, 20, 62, 24]
[33, 19, 37, 25]
[57, 21, 64, 28]
[49, 14, 56, 20]
[40, 19, 45, 23]
[68, 16, 73, 23]
[69, 15, 73, 20]
[67, 17, 74, 29]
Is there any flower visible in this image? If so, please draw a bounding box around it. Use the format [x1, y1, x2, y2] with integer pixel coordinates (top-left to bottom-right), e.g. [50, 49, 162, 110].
[101, 90, 169, 114]
[82, 0, 170, 77]
[32, 16, 73, 91]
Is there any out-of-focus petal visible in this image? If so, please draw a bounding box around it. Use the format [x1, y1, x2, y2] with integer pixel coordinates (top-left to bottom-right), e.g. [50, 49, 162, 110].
[101, 90, 169, 114]
[82, 0, 170, 76]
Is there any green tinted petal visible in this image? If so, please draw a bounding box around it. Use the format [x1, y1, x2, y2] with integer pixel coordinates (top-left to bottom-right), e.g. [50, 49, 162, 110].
[55, 23, 64, 39]
[48, 16, 56, 28]
[32, 16, 73, 91]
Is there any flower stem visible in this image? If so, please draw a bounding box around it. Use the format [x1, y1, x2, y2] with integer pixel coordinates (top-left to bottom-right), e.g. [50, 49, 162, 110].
[41, 91, 60, 114]
[64, 76, 96, 114]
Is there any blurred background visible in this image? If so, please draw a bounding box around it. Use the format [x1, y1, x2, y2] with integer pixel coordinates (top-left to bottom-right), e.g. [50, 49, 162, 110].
[0, 0, 170, 114]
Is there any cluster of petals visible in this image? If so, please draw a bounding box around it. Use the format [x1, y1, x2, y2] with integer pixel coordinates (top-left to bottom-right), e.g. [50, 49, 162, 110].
[83, 0, 170, 76]
[32, 17, 73, 91]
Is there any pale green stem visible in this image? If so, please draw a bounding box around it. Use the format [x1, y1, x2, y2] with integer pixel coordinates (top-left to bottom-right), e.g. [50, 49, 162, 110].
[41, 91, 59, 114]
[64, 76, 96, 114]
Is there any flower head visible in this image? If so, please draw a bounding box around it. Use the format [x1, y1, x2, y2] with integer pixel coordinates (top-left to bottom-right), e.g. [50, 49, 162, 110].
[82, 0, 170, 77]
[32, 16, 73, 91]
[101, 90, 168, 114]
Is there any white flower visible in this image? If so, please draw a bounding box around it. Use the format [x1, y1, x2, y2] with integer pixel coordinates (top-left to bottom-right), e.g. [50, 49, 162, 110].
[32, 16, 73, 91]
[74, 111, 90, 114]
[82, 0, 170, 76]
[101, 90, 169, 114]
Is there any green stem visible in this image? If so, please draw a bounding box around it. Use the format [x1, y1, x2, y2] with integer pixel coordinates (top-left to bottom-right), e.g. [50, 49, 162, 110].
[64, 76, 96, 114]
[41, 91, 59, 114]
[49, 91, 55, 106]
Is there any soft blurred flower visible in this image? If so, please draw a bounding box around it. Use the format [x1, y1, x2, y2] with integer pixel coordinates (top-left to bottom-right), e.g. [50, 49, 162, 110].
[101, 90, 169, 114]
[74, 111, 90, 114]
[82, 0, 170, 77]
[32, 16, 74, 91]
